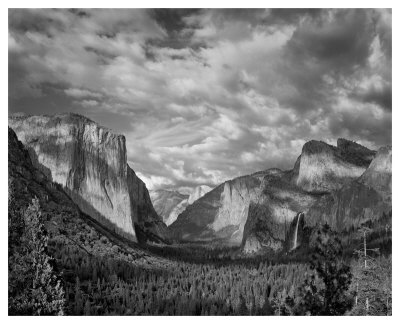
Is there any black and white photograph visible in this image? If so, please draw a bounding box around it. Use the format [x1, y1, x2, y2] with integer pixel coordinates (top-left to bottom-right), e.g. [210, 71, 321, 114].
[6, 4, 393, 317]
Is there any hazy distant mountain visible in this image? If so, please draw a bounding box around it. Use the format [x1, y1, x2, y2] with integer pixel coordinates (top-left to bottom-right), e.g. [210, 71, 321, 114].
[9, 113, 168, 244]
[150, 185, 212, 226]
[170, 139, 391, 253]
[150, 189, 189, 225]
[187, 185, 213, 204]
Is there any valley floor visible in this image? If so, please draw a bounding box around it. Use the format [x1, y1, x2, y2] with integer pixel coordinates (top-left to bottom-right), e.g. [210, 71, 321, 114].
[51, 235, 392, 316]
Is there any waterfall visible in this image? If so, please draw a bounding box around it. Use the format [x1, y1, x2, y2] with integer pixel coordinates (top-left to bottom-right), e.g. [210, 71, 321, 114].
[292, 212, 302, 250]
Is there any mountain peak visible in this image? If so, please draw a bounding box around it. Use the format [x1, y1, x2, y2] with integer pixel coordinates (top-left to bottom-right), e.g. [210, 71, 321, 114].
[302, 140, 335, 155]
[296, 138, 375, 192]
[9, 113, 119, 139]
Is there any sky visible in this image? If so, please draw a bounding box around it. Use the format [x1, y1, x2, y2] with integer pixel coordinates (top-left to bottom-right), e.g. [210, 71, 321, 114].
[8, 8, 392, 193]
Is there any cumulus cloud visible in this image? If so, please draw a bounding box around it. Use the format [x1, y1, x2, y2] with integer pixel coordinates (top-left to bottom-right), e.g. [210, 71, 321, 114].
[9, 9, 392, 191]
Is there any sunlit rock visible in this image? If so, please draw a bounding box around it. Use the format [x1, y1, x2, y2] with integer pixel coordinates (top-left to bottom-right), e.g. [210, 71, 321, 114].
[9, 113, 167, 243]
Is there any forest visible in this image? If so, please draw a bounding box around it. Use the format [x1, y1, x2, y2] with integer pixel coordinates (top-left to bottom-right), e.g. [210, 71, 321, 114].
[8, 195, 392, 316]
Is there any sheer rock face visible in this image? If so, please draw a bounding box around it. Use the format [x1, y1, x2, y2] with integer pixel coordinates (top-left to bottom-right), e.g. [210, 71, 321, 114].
[210, 177, 262, 244]
[242, 171, 319, 253]
[294, 139, 375, 192]
[359, 145, 392, 194]
[150, 190, 189, 226]
[8, 113, 167, 243]
[171, 173, 270, 245]
[306, 145, 392, 231]
[8, 126, 71, 211]
[168, 199, 189, 226]
[9, 127, 169, 264]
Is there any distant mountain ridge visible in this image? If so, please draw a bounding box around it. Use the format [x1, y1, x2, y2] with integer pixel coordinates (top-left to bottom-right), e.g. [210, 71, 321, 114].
[150, 189, 189, 226]
[9, 113, 168, 244]
[150, 185, 212, 226]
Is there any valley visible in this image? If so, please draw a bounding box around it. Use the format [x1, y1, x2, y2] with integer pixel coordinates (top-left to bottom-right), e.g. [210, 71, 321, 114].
[8, 113, 392, 315]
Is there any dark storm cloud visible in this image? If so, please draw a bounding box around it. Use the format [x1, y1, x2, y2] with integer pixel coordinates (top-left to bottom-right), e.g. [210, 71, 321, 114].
[273, 9, 376, 112]
[68, 9, 90, 18]
[9, 9, 67, 35]
[147, 9, 204, 49]
[327, 104, 392, 147]
[287, 10, 373, 69]
[374, 9, 392, 59]
[265, 8, 323, 25]
[9, 8, 391, 191]
[355, 84, 392, 111]
[150, 9, 201, 33]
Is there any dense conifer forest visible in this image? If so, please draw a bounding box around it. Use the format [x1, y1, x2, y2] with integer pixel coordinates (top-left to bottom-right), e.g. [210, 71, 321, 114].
[9, 192, 392, 316]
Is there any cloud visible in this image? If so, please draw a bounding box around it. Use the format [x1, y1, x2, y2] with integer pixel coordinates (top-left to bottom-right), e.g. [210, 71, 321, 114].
[9, 9, 392, 191]
[79, 99, 99, 108]
[65, 88, 103, 98]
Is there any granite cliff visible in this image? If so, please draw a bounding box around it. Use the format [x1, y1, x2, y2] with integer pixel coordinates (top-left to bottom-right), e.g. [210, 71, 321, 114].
[294, 139, 375, 192]
[9, 126, 170, 265]
[9, 113, 168, 243]
[170, 177, 262, 244]
[306, 145, 392, 231]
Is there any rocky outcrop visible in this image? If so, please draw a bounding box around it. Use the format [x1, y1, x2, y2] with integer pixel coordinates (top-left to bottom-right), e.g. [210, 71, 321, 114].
[359, 145, 391, 194]
[294, 139, 375, 192]
[150, 190, 188, 226]
[9, 113, 168, 243]
[306, 145, 392, 231]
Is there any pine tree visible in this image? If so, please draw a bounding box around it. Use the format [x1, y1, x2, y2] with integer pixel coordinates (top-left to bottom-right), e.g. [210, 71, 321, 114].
[84, 300, 91, 315]
[286, 224, 353, 315]
[272, 288, 288, 315]
[74, 277, 83, 314]
[237, 294, 249, 315]
[8, 180, 24, 254]
[9, 198, 65, 315]
[261, 296, 274, 315]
